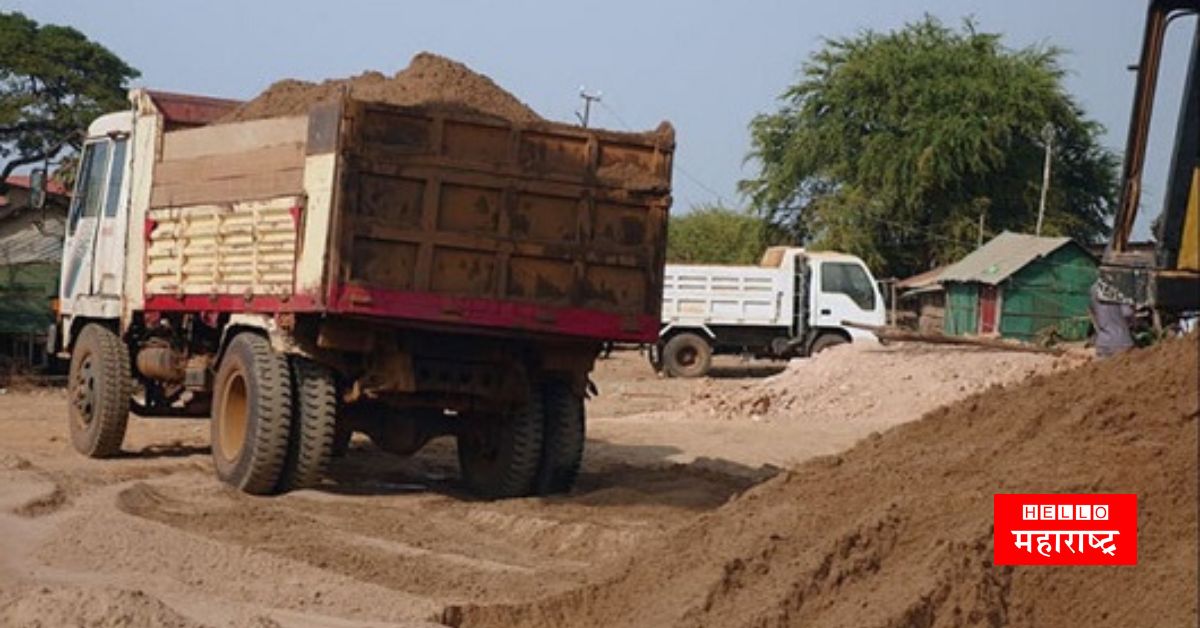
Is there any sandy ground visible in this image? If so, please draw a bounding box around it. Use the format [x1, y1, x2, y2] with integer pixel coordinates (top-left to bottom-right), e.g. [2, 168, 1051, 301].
[0, 343, 1068, 627]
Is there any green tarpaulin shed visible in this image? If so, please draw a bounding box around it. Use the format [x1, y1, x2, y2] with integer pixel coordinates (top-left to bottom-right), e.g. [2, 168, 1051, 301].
[940, 232, 1097, 342]
[0, 262, 58, 334]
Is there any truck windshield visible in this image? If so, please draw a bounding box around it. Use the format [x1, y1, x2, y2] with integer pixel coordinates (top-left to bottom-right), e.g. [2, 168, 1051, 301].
[68, 141, 112, 233]
[821, 262, 876, 310]
[103, 138, 128, 218]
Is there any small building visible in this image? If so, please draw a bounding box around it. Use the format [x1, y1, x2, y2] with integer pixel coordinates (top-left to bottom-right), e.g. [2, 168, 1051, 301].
[0, 176, 71, 369]
[939, 231, 1097, 342]
[895, 265, 948, 333]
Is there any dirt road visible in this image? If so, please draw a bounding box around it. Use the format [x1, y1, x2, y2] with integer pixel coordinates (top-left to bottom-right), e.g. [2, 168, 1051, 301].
[0, 344, 1066, 627]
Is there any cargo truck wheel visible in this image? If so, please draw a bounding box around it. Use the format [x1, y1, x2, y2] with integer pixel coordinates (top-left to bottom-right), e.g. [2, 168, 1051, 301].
[278, 358, 338, 491]
[810, 333, 848, 355]
[535, 379, 585, 495]
[662, 333, 712, 378]
[68, 324, 131, 458]
[331, 419, 353, 458]
[210, 333, 292, 495]
[457, 386, 544, 499]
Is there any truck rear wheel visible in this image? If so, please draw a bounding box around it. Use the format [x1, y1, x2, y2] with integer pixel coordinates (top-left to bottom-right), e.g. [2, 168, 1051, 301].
[457, 385, 544, 499]
[277, 358, 338, 492]
[536, 379, 585, 495]
[211, 333, 292, 495]
[68, 324, 131, 458]
[331, 419, 353, 458]
[662, 332, 712, 378]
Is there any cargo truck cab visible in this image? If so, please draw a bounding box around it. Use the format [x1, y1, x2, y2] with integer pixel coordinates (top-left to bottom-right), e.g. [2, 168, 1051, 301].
[58, 112, 134, 324]
[655, 247, 885, 378]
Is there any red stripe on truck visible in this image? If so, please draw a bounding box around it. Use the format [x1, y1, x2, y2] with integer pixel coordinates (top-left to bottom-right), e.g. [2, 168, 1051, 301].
[331, 284, 659, 343]
[143, 294, 321, 314]
[143, 286, 658, 343]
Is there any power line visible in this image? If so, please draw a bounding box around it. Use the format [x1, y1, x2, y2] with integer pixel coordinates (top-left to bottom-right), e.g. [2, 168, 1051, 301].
[590, 96, 1080, 258]
[596, 99, 730, 207]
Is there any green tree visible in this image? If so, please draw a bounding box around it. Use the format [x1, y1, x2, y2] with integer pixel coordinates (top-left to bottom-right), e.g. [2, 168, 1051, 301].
[667, 205, 776, 265]
[0, 12, 138, 191]
[740, 17, 1119, 278]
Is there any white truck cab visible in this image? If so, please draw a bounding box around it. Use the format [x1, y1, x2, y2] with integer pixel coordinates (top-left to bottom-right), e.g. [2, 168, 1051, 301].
[655, 246, 885, 377]
[58, 111, 135, 327]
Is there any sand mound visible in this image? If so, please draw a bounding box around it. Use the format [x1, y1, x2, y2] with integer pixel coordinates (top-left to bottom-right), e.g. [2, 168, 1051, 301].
[691, 342, 1077, 423]
[0, 585, 201, 627]
[220, 52, 542, 123]
[448, 335, 1199, 627]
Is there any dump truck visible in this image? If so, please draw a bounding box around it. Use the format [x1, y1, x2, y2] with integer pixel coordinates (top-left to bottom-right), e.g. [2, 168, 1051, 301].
[43, 89, 674, 498]
[653, 247, 885, 377]
[1094, 0, 1198, 339]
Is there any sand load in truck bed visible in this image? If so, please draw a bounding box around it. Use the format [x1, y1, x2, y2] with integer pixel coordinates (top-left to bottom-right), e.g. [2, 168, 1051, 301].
[220, 52, 543, 124]
[140, 53, 674, 344]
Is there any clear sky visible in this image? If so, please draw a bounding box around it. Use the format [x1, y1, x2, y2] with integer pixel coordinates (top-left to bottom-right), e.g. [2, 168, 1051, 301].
[9, 0, 1193, 237]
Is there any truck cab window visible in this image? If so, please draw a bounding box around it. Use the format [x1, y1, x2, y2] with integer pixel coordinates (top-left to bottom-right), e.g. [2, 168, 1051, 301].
[68, 141, 112, 233]
[103, 138, 128, 218]
[820, 262, 876, 310]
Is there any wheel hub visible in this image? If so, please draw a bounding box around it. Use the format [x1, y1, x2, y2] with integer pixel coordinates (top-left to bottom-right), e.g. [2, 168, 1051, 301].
[72, 357, 96, 426]
[217, 372, 250, 462]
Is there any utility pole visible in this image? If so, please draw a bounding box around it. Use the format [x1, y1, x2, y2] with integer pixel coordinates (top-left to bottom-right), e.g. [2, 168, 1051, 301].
[1036, 123, 1054, 236]
[978, 211, 986, 248]
[576, 87, 602, 128]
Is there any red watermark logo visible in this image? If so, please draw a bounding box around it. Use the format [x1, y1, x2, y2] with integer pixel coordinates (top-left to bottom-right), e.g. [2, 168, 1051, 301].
[993, 494, 1137, 565]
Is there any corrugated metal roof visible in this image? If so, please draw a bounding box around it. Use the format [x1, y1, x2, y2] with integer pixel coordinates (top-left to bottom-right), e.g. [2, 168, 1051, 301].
[897, 264, 949, 290]
[0, 211, 65, 265]
[939, 231, 1080, 286]
[5, 175, 70, 197]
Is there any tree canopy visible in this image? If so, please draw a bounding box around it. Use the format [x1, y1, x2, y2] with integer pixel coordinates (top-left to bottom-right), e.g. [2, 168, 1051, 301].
[667, 205, 774, 265]
[740, 17, 1119, 278]
[0, 11, 138, 190]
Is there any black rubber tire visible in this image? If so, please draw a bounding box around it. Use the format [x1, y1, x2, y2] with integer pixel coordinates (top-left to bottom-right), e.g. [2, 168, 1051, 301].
[67, 324, 131, 458]
[661, 333, 712, 378]
[331, 419, 353, 458]
[210, 333, 292, 495]
[810, 333, 849, 354]
[278, 358, 338, 491]
[535, 379, 585, 495]
[457, 384, 544, 499]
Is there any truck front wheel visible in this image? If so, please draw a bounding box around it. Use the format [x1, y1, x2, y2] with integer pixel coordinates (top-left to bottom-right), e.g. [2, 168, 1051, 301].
[67, 324, 131, 458]
[457, 385, 544, 499]
[661, 333, 712, 378]
[211, 333, 292, 495]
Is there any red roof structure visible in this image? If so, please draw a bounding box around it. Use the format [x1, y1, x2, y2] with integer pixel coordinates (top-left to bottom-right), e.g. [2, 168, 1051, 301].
[146, 90, 242, 127]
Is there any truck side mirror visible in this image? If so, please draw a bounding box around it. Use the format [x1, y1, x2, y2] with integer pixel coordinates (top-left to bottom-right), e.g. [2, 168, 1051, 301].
[29, 168, 47, 210]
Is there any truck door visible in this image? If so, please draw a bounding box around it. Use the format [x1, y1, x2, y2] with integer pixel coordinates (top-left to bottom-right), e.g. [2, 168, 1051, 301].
[60, 140, 112, 307]
[91, 136, 130, 296]
[812, 260, 886, 338]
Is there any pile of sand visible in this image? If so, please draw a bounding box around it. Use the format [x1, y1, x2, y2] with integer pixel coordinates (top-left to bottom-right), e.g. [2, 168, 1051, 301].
[0, 585, 202, 628]
[449, 335, 1199, 627]
[691, 342, 1079, 423]
[220, 52, 543, 124]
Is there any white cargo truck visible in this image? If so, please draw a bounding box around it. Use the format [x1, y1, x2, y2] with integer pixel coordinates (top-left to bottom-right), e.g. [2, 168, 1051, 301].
[40, 89, 674, 499]
[654, 247, 885, 377]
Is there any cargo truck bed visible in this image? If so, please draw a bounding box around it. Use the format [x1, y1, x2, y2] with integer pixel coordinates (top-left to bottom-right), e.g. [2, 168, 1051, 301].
[138, 97, 675, 343]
